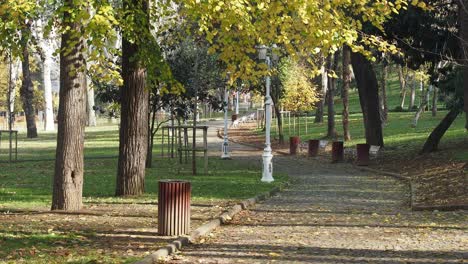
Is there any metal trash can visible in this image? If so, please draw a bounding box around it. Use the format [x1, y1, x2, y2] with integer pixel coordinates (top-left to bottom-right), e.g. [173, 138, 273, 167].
[331, 141, 344, 163]
[158, 180, 191, 236]
[290, 136, 300, 155]
[308, 139, 319, 157]
[356, 144, 370, 166]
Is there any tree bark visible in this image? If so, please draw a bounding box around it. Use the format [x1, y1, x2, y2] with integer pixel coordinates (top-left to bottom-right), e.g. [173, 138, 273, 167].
[116, 0, 149, 196]
[7, 57, 19, 129]
[432, 86, 438, 117]
[398, 65, 407, 109]
[412, 85, 431, 127]
[409, 79, 416, 110]
[37, 18, 55, 132]
[20, 23, 38, 138]
[350, 52, 384, 147]
[315, 60, 327, 123]
[327, 53, 337, 138]
[421, 109, 460, 153]
[51, 1, 87, 210]
[460, 0, 468, 129]
[342, 45, 351, 141]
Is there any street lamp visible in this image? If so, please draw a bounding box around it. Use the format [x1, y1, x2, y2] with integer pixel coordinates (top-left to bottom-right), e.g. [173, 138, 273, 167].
[256, 44, 277, 183]
[221, 72, 231, 159]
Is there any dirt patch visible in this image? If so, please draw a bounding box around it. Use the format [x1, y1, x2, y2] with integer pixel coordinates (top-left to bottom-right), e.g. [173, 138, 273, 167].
[0, 201, 231, 263]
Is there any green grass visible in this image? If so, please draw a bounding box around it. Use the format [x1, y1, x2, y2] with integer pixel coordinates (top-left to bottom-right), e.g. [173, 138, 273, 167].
[0, 125, 286, 210]
[268, 68, 467, 160]
[0, 123, 287, 263]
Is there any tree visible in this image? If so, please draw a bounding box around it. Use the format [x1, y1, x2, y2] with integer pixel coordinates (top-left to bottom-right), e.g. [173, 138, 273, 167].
[116, 0, 150, 196]
[327, 52, 338, 138]
[0, 0, 40, 137]
[315, 57, 327, 123]
[379, 58, 389, 123]
[342, 45, 352, 141]
[51, 0, 88, 210]
[351, 52, 384, 147]
[280, 58, 319, 124]
[461, 0, 468, 129]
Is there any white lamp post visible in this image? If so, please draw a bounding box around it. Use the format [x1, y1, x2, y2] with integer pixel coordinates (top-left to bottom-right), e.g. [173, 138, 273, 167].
[221, 73, 231, 159]
[257, 45, 276, 183]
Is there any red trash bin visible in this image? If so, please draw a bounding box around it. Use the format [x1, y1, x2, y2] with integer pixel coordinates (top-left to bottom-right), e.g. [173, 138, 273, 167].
[290, 136, 300, 155]
[308, 139, 319, 157]
[332, 141, 344, 163]
[158, 180, 191, 236]
[356, 144, 370, 166]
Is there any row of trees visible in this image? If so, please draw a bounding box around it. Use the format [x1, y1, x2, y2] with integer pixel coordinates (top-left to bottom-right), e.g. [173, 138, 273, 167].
[0, 0, 466, 211]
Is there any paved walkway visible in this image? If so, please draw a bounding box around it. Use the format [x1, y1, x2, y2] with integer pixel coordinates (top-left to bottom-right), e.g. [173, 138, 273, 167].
[169, 121, 467, 263]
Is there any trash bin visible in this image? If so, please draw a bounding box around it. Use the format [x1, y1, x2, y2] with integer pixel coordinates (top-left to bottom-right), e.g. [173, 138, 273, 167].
[331, 141, 344, 163]
[158, 180, 191, 236]
[231, 114, 238, 122]
[290, 136, 300, 155]
[308, 139, 319, 157]
[356, 144, 370, 166]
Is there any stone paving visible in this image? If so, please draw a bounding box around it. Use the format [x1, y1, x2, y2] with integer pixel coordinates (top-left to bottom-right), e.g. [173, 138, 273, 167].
[168, 121, 467, 263]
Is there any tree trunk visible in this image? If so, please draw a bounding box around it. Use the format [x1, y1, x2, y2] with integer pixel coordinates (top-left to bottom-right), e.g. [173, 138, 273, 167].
[380, 62, 388, 123]
[146, 96, 156, 169]
[7, 57, 19, 130]
[20, 24, 38, 138]
[327, 53, 337, 138]
[409, 79, 416, 110]
[398, 65, 407, 109]
[432, 86, 438, 117]
[460, 0, 468, 129]
[51, 1, 87, 210]
[86, 77, 97, 126]
[412, 85, 431, 127]
[272, 99, 284, 144]
[350, 52, 384, 147]
[116, 0, 149, 196]
[37, 18, 55, 132]
[421, 109, 460, 153]
[342, 45, 351, 141]
[315, 60, 328, 123]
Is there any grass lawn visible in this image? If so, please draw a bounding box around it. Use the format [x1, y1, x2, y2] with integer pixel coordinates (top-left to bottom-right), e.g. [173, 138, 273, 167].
[0, 123, 286, 263]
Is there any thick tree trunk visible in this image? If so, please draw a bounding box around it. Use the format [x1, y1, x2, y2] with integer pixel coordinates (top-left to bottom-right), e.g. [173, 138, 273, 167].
[432, 86, 438, 117]
[398, 65, 407, 109]
[20, 25, 38, 138]
[116, 0, 149, 196]
[327, 53, 337, 138]
[461, 0, 468, 129]
[51, 2, 87, 211]
[380, 62, 388, 123]
[421, 109, 460, 153]
[86, 77, 97, 126]
[315, 61, 328, 123]
[342, 45, 351, 141]
[350, 52, 384, 147]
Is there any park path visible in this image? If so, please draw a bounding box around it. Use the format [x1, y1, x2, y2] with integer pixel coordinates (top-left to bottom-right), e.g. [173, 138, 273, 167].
[170, 121, 467, 263]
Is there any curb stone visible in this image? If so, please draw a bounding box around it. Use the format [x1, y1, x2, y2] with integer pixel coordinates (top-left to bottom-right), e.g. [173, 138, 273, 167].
[133, 183, 288, 264]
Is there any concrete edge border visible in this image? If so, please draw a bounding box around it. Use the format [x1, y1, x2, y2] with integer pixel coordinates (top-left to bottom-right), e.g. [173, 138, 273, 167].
[352, 165, 410, 182]
[133, 181, 289, 264]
